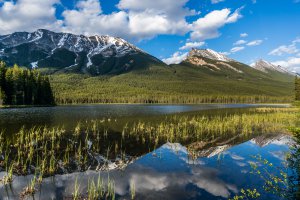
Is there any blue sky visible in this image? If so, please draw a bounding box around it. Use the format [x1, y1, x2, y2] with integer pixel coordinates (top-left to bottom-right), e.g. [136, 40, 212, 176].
[0, 0, 300, 71]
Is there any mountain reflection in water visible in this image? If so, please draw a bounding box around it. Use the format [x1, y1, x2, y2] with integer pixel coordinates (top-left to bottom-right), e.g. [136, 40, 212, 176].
[0, 133, 293, 200]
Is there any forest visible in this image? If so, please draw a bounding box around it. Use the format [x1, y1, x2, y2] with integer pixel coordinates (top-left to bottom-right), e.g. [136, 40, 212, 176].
[296, 76, 300, 101]
[0, 62, 55, 106]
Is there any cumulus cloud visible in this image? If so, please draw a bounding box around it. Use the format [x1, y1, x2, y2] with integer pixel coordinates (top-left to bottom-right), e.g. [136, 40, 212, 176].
[117, 0, 194, 40]
[190, 8, 243, 41]
[230, 46, 245, 53]
[247, 40, 263, 46]
[0, 0, 62, 34]
[233, 40, 247, 45]
[0, 0, 243, 43]
[180, 41, 205, 50]
[62, 0, 130, 37]
[162, 52, 188, 65]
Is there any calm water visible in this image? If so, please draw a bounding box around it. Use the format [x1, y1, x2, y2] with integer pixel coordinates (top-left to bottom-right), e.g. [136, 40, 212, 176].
[0, 104, 289, 134]
[0, 134, 293, 200]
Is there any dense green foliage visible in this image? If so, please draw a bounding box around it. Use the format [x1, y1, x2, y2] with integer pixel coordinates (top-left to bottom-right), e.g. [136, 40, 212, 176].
[50, 63, 294, 104]
[0, 62, 55, 106]
[295, 76, 300, 101]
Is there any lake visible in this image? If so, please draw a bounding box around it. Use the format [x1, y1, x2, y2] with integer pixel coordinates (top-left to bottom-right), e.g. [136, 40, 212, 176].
[0, 104, 297, 200]
[0, 104, 289, 134]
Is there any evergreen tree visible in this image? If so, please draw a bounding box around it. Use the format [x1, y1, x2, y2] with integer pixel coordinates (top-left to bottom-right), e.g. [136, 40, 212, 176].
[0, 61, 55, 106]
[296, 76, 300, 101]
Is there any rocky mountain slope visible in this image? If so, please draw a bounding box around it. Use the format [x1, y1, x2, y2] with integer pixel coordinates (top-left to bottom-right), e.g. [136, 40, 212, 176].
[188, 48, 233, 62]
[251, 59, 292, 74]
[0, 29, 164, 75]
[180, 49, 257, 74]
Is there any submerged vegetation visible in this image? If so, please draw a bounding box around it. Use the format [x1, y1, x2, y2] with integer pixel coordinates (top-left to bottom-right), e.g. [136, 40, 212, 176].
[0, 62, 55, 106]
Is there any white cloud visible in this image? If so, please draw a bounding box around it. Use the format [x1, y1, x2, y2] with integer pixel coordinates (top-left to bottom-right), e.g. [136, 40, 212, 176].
[211, 0, 225, 4]
[269, 38, 300, 56]
[230, 46, 245, 53]
[162, 52, 188, 65]
[180, 41, 205, 50]
[190, 8, 243, 41]
[219, 51, 231, 56]
[62, 0, 130, 38]
[116, 0, 194, 40]
[247, 40, 263, 46]
[0, 0, 62, 34]
[240, 33, 248, 38]
[233, 40, 247, 45]
[272, 57, 300, 73]
[0, 0, 243, 43]
[117, 0, 193, 20]
[269, 45, 298, 56]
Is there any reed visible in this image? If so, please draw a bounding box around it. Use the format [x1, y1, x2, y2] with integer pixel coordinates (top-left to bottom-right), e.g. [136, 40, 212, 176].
[130, 180, 136, 200]
[72, 177, 81, 200]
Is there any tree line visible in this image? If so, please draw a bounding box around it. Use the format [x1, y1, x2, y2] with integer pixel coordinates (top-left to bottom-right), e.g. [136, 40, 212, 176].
[0, 62, 55, 106]
[296, 76, 300, 101]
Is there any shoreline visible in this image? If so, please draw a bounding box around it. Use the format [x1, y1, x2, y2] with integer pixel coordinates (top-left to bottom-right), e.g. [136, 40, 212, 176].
[0, 102, 293, 109]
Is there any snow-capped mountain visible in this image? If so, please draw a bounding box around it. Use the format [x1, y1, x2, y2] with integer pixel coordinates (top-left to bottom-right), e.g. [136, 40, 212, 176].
[0, 29, 163, 75]
[251, 59, 292, 74]
[184, 48, 244, 73]
[188, 48, 233, 62]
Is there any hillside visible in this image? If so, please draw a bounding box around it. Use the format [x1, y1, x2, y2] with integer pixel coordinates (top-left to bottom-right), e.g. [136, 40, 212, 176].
[51, 54, 294, 104]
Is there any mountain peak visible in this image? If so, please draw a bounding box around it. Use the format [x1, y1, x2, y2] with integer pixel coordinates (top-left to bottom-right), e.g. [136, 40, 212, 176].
[187, 48, 233, 62]
[252, 59, 292, 74]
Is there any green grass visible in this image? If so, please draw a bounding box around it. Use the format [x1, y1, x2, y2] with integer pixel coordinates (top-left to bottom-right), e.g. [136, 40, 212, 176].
[50, 63, 294, 104]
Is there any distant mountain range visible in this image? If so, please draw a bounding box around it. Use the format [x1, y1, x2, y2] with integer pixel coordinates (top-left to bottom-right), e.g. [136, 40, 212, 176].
[0, 29, 163, 75]
[0, 29, 294, 77]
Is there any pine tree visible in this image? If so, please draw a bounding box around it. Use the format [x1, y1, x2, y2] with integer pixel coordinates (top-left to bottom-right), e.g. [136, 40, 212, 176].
[0, 61, 55, 106]
[296, 76, 300, 101]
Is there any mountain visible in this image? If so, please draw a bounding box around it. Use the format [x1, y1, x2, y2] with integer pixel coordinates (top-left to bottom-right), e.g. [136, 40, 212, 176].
[0, 29, 164, 75]
[188, 48, 233, 62]
[182, 48, 246, 73]
[251, 59, 292, 74]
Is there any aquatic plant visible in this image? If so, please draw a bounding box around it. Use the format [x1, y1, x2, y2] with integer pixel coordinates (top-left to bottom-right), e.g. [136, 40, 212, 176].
[20, 175, 37, 199]
[73, 177, 81, 200]
[130, 180, 136, 200]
